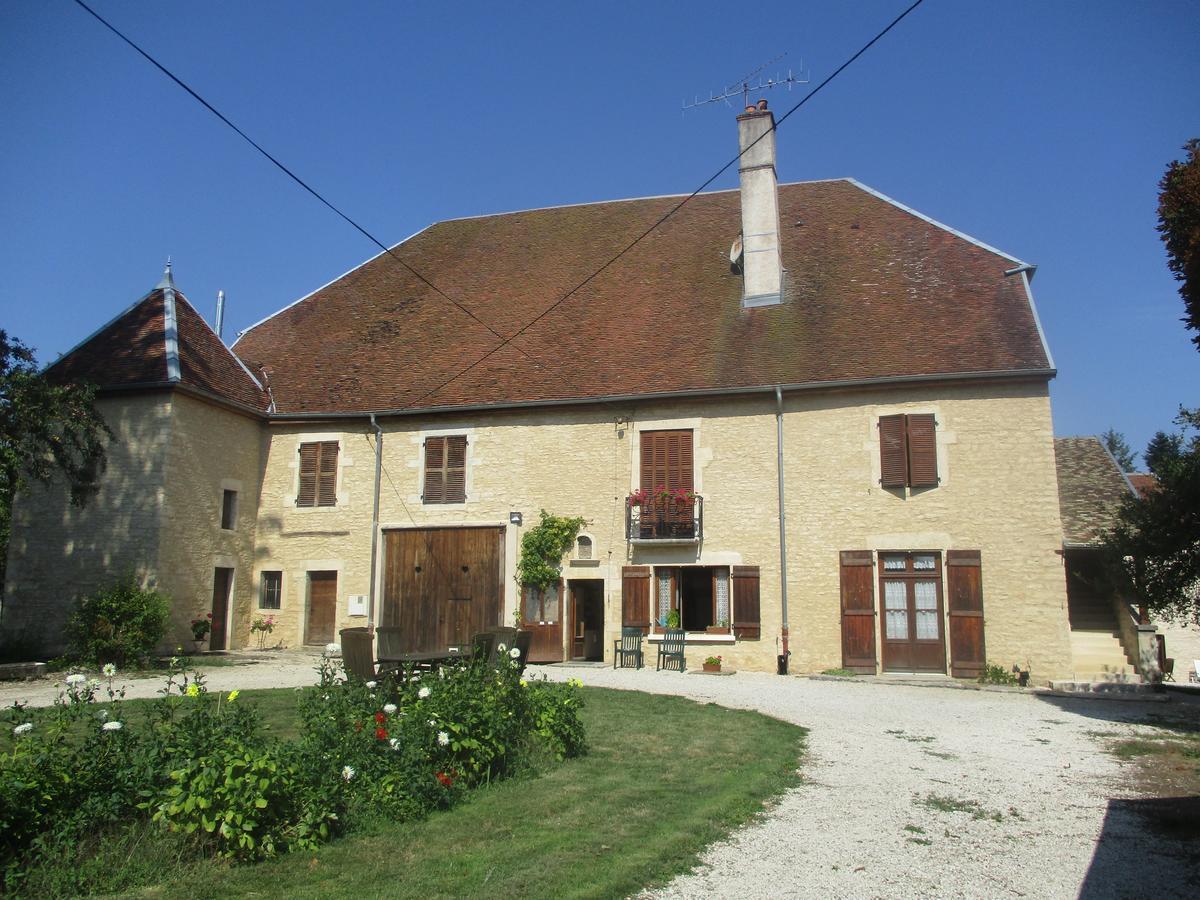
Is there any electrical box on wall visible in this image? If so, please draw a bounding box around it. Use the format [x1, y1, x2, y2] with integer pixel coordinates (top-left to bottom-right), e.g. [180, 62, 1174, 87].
[347, 594, 367, 617]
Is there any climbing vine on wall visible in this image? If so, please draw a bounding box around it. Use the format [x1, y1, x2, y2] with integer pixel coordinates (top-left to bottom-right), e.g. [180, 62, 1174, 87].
[516, 510, 587, 590]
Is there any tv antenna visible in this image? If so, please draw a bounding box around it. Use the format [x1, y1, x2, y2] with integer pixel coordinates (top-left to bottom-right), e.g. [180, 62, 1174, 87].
[683, 53, 809, 113]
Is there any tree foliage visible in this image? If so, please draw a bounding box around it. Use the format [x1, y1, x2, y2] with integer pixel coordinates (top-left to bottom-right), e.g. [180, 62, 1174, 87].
[0, 330, 110, 585]
[1101, 428, 1136, 472]
[1105, 409, 1200, 622]
[1157, 138, 1200, 350]
[515, 510, 586, 591]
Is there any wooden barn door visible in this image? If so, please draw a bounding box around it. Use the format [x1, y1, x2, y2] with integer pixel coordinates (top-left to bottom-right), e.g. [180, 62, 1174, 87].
[946, 551, 986, 678]
[381, 527, 503, 654]
[839, 551, 877, 673]
[306, 571, 338, 646]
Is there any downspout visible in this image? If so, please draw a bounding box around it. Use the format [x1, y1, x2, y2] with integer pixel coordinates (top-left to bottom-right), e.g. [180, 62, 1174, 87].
[367, 414, 384, 632]
[775, 385, 790, 671]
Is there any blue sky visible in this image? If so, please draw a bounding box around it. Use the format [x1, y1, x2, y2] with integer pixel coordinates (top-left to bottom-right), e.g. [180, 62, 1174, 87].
[2, 0, 1197, 462]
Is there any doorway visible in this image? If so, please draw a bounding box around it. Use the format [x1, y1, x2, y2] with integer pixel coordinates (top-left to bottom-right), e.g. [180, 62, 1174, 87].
[306, 571, 338, 646]
[210, 567, 233, 651]
[879, 552, 947, 673]
[569, 580, 604, 661]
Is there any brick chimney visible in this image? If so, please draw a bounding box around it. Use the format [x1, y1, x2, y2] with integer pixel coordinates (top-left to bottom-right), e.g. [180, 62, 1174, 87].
[737, 99, 782, 307]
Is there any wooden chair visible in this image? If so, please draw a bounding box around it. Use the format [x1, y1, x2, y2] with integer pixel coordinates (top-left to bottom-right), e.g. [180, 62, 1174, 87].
[613, 627, 644, 669]
[1190, 660, 1200, 684]
[339, 627, 376, 681]
[514, 630, 532, 675]
[1155, 634, 1175, 682]
[375, 626, 406, 675]
[472, 631, 498, 663]
[487, 626, 519, 654]
[656, 628, 686, 672]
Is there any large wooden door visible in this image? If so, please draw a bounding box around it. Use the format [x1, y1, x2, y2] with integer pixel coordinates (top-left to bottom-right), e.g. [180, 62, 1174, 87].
[879, 552, 946, 673]
[306, 571, 338, 646]
[381, 526, 503, 654]
[210, 567, 233, 651]
[523, 580, 563, 663]
[946, 550, 986, 678]
[839, 551, 877, 673]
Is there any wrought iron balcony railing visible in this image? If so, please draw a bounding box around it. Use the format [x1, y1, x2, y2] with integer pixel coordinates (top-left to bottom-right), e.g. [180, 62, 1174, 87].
[625, 496, 703, 542]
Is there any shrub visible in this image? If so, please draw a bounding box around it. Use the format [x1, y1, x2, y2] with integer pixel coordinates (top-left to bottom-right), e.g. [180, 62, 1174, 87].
[525, 677, 587, 760]
[977, 663, 1020, 686]
[66, 575, 169, 667]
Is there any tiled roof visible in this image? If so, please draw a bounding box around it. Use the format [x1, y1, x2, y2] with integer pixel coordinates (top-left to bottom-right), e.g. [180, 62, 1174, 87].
[1054, 437, 1136, 545]
[233, 179, 1053, 415]
[46, 288, 268, 412]
[1127, 473, 1158, 498]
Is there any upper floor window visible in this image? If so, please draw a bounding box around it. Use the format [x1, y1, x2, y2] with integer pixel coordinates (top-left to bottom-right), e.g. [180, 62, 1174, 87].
[297, 441, 339, 507]
[423, 435, 467, 504]
[878, 414, 938, 488]
[220, 489, 237, 529]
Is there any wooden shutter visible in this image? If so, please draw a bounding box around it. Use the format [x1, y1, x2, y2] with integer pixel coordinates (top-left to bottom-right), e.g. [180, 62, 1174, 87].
[946, 550, 985, 678]
[878, 415, 907, 487]
[316, 441, 338, 506]
[621, 565, 650, 633]
[906, 414, 938, 487]
[639, 430, 694, 492]
[839, 551, 877, 673]
[731, 565, 761, 639]
[424, 435, 467, 504]
[297, 443, 318, 506]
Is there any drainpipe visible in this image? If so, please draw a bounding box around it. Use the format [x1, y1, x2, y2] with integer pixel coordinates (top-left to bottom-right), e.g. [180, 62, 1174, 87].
[367, 414, 384, 632]
[775, 385, 790, 672]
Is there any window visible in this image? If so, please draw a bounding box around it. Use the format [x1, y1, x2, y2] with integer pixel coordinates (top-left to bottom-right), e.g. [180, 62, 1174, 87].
[576, 535, 592, 560]
[635, 429, 697, 538]
[220, 489, 237, 530]
[297, 441, 339, 507]
[260, 571, 282, 609]
[423, 435, 467, 504]
[878, 413, 938, 488]
[878, 552, 946, 673]
[522, 582, 559, 625]
[652, 566, 738, 633]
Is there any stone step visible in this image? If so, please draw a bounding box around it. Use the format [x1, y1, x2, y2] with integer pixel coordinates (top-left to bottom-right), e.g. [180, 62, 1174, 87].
[1043, 680, 1161, 701]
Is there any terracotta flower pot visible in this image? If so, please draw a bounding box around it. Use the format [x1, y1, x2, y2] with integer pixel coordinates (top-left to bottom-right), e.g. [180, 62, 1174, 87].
[703, 662, 721, 673]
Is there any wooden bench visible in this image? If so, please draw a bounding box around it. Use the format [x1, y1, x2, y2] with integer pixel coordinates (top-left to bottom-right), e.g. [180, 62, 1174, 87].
[656, 628, 686, 672]
[614, 626, 644, 669]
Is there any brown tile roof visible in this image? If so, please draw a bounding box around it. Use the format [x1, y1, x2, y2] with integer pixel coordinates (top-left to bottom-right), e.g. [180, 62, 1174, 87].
[233, 179, 1053, 415]
[1127, 473, 1158, 498]
[46, 287, 268, 412]
[1054, 437, 1136, 545]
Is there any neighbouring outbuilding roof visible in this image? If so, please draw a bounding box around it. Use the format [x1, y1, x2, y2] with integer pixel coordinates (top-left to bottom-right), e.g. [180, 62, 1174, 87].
[232, 178, 1054, 415]
[1054, 437, 1137, 546]
[1127, 473, 1158, 498]
[46, 274, 269, 412]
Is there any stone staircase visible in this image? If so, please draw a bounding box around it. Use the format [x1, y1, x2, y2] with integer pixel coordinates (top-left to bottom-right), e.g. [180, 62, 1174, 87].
[1067, 591, 1138, 682]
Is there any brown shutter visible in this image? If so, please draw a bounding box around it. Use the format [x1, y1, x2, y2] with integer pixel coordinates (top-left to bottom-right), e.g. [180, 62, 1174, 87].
[839, 551, 877, 673]
[621, 565, 650, 634]
[731, 565, 761, 639]
[946, 550, 985, 678]
[297, 443, 318, 506]
[316, 441, 339, 506]
[906, 414, 938, 487]
[639, 430, 694, 492]
[423, 437, 445, 503]
[878, 415, 907, 487]
[445, 435, 467, 502]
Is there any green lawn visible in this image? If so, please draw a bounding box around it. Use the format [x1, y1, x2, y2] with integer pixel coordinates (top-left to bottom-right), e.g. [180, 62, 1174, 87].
[21, 685, 806, 899]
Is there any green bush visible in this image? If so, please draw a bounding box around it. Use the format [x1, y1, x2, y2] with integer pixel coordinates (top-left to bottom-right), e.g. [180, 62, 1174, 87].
[66, 575, 169, 667]
[526, 677, 588, 760]
[977, 662, 1020, 686]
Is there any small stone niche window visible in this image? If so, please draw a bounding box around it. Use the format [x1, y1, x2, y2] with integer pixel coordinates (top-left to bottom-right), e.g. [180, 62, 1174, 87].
[576, 535, 593, 560]
[220, 489, 237, 530]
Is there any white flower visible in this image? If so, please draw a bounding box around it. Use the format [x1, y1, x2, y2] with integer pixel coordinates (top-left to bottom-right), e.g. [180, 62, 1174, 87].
[101, 663, 117, 678]
[324, 643, 341, 656]
[13, 722, 32, 735]
[365, 680, 377, 689]
[437, 731, 450, 746]
[383, 703, 397, 715]
[97, 709, 109, 721]
[509, 647, 520, 659]
[417, 686, 430, 700]
[341, 765, 356, 782]
[65, 674, 87, 686]
[102, 720, 123, 732]
[496, 643, 506, 653]
[389, 738, 401, 750]
[428, 719, 436, 727]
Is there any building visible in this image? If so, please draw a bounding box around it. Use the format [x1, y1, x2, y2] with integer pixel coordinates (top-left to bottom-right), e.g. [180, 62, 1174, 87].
[2, 102, 1077, 677]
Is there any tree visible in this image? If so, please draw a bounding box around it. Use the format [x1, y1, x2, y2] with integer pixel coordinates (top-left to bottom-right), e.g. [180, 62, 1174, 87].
[1157, 138, 1200, 350]
[0, 331, 110, 586]
[1143, 430, 1184, 478]
[1101, 428, 1137, 472]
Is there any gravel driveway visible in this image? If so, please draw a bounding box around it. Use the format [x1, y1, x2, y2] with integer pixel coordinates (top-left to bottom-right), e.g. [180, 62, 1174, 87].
[3, 654, 1194, 897]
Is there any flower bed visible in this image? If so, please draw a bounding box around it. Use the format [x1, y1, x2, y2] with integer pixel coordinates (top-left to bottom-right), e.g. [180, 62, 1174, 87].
[0, 652, 585, 889]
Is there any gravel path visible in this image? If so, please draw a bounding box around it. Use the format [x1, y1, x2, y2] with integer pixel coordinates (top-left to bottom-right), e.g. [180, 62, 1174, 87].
[3, 654, 1194, 897]
[537, 665, 1198, 900]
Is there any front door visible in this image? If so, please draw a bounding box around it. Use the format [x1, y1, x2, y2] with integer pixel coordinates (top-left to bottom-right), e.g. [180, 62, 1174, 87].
[306, 571, 338, 646]
[523, 580, 563, 663]
[569, 581, 604, 660]
[879, 552, 946, 673]
[210, 567, 233, 651]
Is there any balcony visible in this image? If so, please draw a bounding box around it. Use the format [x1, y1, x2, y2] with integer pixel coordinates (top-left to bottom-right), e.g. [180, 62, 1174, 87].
[626, 495, 703, 543]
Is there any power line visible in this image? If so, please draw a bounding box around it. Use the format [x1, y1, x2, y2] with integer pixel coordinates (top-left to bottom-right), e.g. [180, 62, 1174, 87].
[70, 0, 544, 368]
[402, 0, 927, 411]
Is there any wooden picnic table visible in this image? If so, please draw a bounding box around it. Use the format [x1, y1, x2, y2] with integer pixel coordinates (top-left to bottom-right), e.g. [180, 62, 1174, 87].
[377, 648, 471, 676]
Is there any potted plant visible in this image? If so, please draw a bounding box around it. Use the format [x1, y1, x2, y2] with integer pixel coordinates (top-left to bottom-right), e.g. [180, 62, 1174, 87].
[665, 609, 681, 630]
[250, 614, 276, 650]
[190, 613, 212, 652]
[703, 654, 723, 673]
[706, 617, 729, 635]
